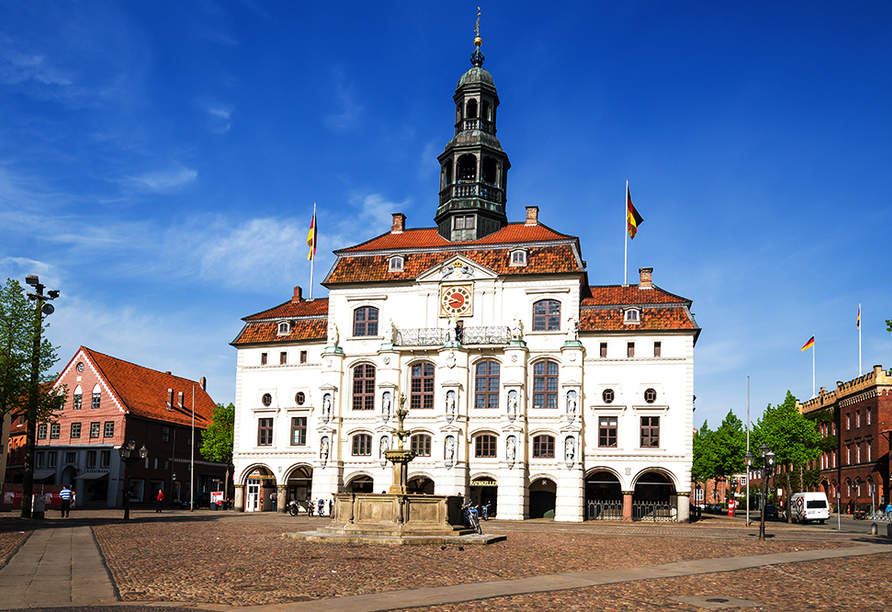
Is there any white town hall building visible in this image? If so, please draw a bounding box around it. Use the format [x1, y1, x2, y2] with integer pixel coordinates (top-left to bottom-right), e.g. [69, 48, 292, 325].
[230, 35, 700, 522]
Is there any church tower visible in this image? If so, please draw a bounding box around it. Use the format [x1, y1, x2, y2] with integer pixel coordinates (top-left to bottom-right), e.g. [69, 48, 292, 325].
[435, 21, 511, 241]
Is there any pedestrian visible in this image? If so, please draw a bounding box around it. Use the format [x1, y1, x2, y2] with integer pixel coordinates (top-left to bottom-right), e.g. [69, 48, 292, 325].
[328, 498, 333, 516]
[317, 498, 324, 517]
[156, 488, 164, 513]
[270, 491, 277, 511]
[59, 485, 73, 518]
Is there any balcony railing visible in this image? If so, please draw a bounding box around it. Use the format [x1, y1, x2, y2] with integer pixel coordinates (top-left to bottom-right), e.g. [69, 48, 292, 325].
[456, 119, 494, 134]
[438, 181, 504, 205]
[394, 326, 510, 347]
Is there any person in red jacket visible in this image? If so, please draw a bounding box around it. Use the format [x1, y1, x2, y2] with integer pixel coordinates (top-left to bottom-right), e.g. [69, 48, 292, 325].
[156, 489, 164, 513]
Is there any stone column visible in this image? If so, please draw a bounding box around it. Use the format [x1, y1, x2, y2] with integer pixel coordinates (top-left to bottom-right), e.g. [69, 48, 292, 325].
[622, 490, 633, 522]
[234, 485, 245, 512]
[277, 485, 287, 513]
[677, 492, 691, 523]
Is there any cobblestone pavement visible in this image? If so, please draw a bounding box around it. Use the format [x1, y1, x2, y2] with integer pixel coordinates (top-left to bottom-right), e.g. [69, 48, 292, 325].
[1, 508, 889, 611]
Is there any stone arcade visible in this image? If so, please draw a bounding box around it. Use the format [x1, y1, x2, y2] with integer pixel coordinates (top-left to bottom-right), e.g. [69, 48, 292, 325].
[231, 31, 700, 522]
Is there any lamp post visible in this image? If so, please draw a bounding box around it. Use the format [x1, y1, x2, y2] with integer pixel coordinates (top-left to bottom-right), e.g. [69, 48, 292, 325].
[119, 440, 148, 520]
[759, 443, 776, 541]
[695, 483, 702, 520]
[745, 451, 755, 526]
[730, 476, 738, 516]
[20, 275, 60, 519]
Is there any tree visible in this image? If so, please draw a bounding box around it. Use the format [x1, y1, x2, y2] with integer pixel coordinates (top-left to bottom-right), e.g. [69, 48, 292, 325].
[754, 390, 822, 522]
[692, 411, 748, 505]
[0, 278, 65, 518]
[201, 402, 234, 498]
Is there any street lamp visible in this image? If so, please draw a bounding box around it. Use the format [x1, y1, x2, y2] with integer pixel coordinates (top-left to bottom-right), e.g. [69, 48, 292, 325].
[759, 443, 776, 541]
[20, 275, 60, 519]
[695, 483, 702, 519]
[745, 450, 755, 525]
[730, 476, 738, 516]
[119, 440, 148, 520]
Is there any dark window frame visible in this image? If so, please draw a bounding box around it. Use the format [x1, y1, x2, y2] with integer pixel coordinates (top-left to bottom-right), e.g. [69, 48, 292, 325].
[352, 433, 372, 456]
[475, 434, 497, 458]
[532, 360, 559, 408]
[532, 434, 555, 458]
[410, 433, 432, 457]
[258, 417, 274, 446]
[474, 360, 500, 408]
[353, 306, 379, 337]
[532, 299, 561, 331]
[352, 363, 376, 410]
[291, 417, 307, 446]
[640, 416, 660, 448]
[599, 416, 618, 447]
[410, 362, 435, 409]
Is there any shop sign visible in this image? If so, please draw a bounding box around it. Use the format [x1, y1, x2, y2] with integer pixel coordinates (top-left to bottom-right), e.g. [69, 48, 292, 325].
[470, 479, 497, 487]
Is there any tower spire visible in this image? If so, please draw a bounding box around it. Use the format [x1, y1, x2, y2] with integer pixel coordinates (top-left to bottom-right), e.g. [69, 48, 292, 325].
[471, 7, 485, 67]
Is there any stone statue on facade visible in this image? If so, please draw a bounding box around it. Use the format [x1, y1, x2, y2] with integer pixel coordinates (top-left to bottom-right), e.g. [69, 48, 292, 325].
[506, 435, 516, 465]
[511, 316, 524, 342]
[564, 436, 575, 465]
[445, 390, 456, 423]
[507, 390, 518, 421]
[320, 436, 330, 465]
[381, 391, 392, 422]
[327, 322, 340, 347]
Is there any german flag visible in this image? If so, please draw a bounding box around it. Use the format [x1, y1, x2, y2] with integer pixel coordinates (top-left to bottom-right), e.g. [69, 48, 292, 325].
[306, 210, 317, 261]
[801, 336, 815, 352]
[627, 184, 644, 239]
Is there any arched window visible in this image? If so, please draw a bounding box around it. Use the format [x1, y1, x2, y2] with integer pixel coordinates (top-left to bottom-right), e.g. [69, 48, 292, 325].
[532, 434, 555, 458]
[410, 434, 432, 457]
[91, 384, 101, 409]
[277, 321, 291, 335]
[474, 434, 497, 458]
[474, 360, 499, 408]
[352, 433, 372, 456]
[532, 300, 561, 331]
[466, 98, 478, 119]
[481, 157, 497, 184]
[457, 154, 476, 181]
[353, 306, 379, 337]
[352, 364, 376, 410]
[482, 99, 492, 121]
[73, 385, 82, 410]
[410, 362, 435, 409]
[532, 360, 559, 408]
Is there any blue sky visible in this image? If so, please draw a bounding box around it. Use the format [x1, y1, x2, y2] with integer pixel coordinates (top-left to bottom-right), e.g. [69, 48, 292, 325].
[2, 1, 890, 430]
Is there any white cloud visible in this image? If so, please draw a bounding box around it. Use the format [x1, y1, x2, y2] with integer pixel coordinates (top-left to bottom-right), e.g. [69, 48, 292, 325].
[323, 68, 363, 131]
[202, 102, 234, 133]
[0, 51, 73, 87]
[125, 166, 198, 191]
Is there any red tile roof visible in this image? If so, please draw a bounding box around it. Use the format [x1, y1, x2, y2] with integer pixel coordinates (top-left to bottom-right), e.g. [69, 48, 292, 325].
[579, 307, 697, 332]
[336, 222, 574, 254]
[581, 285, 689, 306]
[64, 347, 217, 428]
[326, 245, 582, 284]
[231, 318, 327, 346]
[245, 298, 329, 320]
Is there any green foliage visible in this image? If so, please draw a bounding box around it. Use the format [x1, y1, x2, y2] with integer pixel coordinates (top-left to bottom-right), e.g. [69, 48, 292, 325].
[200, 402, 234, 465]
[691, 410, 749, 486]
[886, 318, 891, 333]
[691, 420, 714, 483]
[754, 390, 822, 471]
[0, 278, 63, 421]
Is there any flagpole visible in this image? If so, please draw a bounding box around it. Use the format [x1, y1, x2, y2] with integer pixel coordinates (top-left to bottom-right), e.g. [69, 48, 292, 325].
[746, 375, 751, 526]
[812, 338, 816, 398]
[309, 202, 316, 300]
[858, 303, 862, 376]
[623, 180, 628, 286]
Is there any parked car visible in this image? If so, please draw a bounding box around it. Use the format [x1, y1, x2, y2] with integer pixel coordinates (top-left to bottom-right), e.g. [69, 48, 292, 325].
[764, 503, 778, 519]
[180, 492, 210, 509]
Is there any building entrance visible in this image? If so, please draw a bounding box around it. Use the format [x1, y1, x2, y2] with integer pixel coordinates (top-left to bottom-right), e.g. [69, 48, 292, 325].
[528, 477, 556, 519]
[469, 477, 497, 517]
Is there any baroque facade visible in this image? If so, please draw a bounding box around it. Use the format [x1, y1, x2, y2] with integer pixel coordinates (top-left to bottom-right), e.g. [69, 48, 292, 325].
[231, 37, 700, 522]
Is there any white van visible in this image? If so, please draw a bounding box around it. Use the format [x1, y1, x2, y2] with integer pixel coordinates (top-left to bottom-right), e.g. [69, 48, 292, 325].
[790, 492, 830, 524]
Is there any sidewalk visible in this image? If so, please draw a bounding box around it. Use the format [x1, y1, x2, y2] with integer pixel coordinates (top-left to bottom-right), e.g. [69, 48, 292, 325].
[0, 525, 117, 608]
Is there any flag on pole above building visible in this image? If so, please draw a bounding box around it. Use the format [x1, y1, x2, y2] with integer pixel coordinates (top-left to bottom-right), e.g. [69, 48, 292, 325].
[801, 336, 815, 351]
[626, 183, 643, 239]
[857, 306, 861, 329]
[306, 209, 317, 261]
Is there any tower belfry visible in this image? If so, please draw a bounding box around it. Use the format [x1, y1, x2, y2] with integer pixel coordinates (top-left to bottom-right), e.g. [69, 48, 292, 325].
[435, 11, 511, 241]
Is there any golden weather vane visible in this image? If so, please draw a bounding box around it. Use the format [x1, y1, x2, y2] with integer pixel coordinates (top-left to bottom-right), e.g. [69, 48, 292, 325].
[474, 7, 482, 46]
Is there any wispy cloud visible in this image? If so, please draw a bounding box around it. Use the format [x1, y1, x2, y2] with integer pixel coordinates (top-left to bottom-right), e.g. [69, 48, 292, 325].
[125, 166, 198, 191]
[323, 68, 363, 131]
[0, 51, 72, 87]
[201, 101, 234, 133]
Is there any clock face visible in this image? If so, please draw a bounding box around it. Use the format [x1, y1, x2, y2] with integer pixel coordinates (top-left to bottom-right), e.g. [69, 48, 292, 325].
[440, 284, 473, 317]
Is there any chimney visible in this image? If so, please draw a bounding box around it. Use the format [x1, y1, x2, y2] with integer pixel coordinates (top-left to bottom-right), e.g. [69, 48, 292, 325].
[525, 206, 539, 226]
[292, 286, 302, 303]
[167, 388, 174, 408]
[639, 267, 653, 289]
[177, 391, 184, 407]
[200, 376, 207, 391]
[391, 213, 406, 234]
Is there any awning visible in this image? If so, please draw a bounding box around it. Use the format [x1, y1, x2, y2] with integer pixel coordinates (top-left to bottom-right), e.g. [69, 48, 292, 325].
[33, 470, 55, 480]
[75, 471, 109, 480]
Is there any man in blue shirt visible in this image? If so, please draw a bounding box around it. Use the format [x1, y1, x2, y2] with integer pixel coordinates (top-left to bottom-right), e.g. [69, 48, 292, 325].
[59, 485, 73, 518]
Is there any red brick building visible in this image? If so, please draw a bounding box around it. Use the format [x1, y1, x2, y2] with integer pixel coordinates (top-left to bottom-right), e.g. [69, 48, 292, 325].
[4, 347, 228, 509]
[799, 365, 892, 512]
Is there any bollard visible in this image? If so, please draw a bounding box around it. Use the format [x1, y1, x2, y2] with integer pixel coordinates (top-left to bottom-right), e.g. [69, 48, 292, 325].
[871, 522, 878, 535]
[887, 523, 892, 539]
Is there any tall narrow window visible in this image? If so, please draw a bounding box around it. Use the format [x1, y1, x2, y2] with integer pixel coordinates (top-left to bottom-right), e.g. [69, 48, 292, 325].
[92, 385, 101, 409]
[90, 422, 101, 438]
[654, 341, 662, 357]
[474, 360, 500, 408]
[261, 352, 268, 365]
[532, 360, 559, 408]
[258, 418, 273, 446]
[104, 421, 115, 437]
[50, 423, 60, 439]
[599, 417, 618, 447]
[532, 300, 561, 331]
[353, 306, 379, 336]
[70, 423, 81, 439]
[352, 433, 372, 456]
[73, 386, 82, 410]
[280, 351, 287, 365]
[100, 450, 110, 468]
[640, 416, 660, 448]
[474, 434, 497, 458]
[627, 342, 635, 358]
[291, 417, 307, 446]
[352, 364, 376, 410]
[410, 362, 435, 409]
[532, 434, 555, 458]
[87, 451, 97, 468]
[300, 350, 308, 364]
[411, 434, 432, 457]
[600, 342, 607, 358]
[37, 424, 47, 439]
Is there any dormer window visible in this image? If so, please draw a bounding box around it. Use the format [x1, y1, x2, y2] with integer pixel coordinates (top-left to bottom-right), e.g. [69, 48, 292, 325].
[454, 215, 475, 229]
[277, 321, 291, 336]
[388, 256, 404, 272]
[624, 308, 641, 324]
[509, 249, 527, 267]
